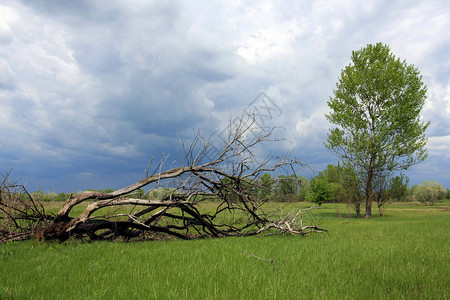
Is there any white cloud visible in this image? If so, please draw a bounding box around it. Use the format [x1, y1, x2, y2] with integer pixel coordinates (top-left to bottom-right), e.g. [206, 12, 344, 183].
[0, 59, 16, 89]
[428, 135, 450, 158]
[0, 4, 18, 44]
[0, 0, 448, 190]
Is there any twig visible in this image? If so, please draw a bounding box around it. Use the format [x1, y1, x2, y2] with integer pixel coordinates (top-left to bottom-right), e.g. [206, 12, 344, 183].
[242, 252, 276, 271]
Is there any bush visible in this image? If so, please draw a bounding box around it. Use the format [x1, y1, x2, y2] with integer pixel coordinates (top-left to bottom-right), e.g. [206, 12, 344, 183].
[414, 180, 447, 205]
[310, 178, 334, 206]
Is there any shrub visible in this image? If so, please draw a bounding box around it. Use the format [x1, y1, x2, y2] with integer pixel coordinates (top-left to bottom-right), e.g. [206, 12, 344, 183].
[414, 180, 447, 205]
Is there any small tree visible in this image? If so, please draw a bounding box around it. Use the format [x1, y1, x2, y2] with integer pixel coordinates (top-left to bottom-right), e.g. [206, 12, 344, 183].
[326, 42, 429, 218]
[315, 164, 360, 205]
[310, 178, 334, 207]
[277, 175, 300, 202]
[414, 180, 447, 206]
[298, 176, 311, 202]
[335, 163, 364, 217]
[373, 173, 390, 216]
[388, 175, 409, 202]
[258, 173, 274, 201]
[315, 164, 341, 203]
[314, 163, 363, 216]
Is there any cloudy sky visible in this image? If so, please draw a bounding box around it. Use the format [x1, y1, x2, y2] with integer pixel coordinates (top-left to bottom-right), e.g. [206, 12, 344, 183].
[1, 0, 449, 192]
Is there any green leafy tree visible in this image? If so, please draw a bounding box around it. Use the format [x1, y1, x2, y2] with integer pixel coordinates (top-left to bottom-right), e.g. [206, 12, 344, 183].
[414, 180, 447, 206]
[298, 176, 311, 202]
[133, 189, 145, 199]
[56, 192, 69, 202]
[312, 163, 364, 216]
[341, 164, 364, 217]
[310, 177, 334, 206]
[373, 173, 411, 216]
[372, 173, 390, 216]
[259, 173, 274, 200]
[319, 164, 341, 183]
[329, 163, 364, 216]
[277, 175, 300, 202]
[325, 42, 429, 218]
[220, 177, 257, 202]
[388, 175, 409, 201]
[315, 164, 350, 203]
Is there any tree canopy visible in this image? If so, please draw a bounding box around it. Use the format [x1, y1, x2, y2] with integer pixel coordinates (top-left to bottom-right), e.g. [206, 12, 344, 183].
[325, 42, 429, 217]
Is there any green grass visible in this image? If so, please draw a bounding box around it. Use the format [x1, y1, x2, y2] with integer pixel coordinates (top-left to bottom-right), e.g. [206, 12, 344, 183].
[1, 202, 449, 299]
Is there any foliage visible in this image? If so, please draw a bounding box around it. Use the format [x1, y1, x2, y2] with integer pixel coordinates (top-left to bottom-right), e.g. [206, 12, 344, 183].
[312, 163, 364, 216]
[255, 173, 309, 203]
[258, 173, 274, 200]
[297, 176, 311, 202]
[372, 173, 390, 216]
[309, 177, 334, 206]
[325, 42, 429, 217]
[339, 164, 364, 217]
[315, 164, 347, 203]
[276, 175, 301, 202]
[30, 191, 70, 202]
[413, 180, 447, 205]
[387, 175, 409, 201]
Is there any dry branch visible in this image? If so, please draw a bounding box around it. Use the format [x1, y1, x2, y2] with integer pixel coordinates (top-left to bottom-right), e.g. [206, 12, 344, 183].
[1, 115, 326, 243]
[0, 171, 52, 243]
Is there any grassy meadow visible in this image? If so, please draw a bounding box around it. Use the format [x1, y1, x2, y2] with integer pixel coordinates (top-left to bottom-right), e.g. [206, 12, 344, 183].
[1, 201, 449, 299]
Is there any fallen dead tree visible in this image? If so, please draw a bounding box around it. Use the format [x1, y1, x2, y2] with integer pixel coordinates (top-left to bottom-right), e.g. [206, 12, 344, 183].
[0, 170, 52, 243]
[1, 116, 326, 242]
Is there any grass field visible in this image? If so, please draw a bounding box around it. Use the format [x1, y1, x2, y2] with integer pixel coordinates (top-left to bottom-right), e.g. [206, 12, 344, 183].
[1, 201, 449, 299]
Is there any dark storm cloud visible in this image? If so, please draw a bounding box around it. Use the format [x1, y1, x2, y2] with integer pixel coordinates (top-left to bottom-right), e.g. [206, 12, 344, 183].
[0, 0, 449, 191]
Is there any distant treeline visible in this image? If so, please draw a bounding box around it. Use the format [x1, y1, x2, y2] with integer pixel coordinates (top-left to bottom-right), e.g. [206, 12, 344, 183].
[30, 164, 450, 207]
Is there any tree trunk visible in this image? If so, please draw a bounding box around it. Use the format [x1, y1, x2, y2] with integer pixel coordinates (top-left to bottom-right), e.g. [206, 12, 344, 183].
[365, 200, 372, 218]
[355, 203, 361, 218]
[378, 203, 383, 216]
[365, 159, 374, 218]
[365, 187, 373, 218]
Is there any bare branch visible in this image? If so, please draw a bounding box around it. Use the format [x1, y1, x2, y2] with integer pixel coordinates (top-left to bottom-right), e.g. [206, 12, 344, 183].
[2, 115, 324, 243]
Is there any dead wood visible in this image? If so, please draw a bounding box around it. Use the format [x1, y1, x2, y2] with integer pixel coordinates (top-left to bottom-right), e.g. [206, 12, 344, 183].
[1, 116, 326, 243]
